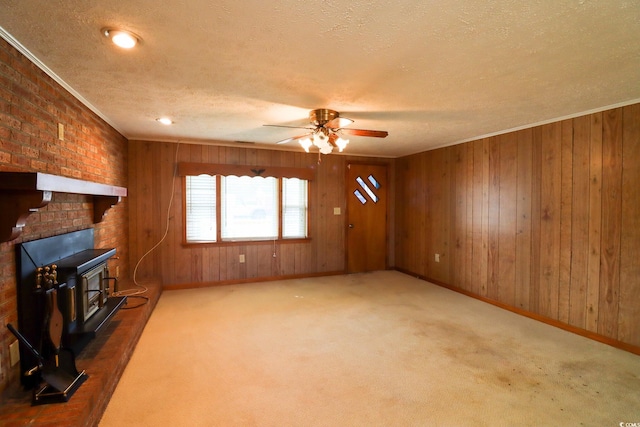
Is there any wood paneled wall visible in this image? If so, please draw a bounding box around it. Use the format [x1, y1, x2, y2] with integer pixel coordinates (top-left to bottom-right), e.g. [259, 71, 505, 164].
[128, 141, 394, 287]
[395, 103, 640, 348]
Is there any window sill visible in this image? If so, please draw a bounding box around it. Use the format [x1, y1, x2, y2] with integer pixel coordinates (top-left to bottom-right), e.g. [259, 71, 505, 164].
[182, 237, 311, 247]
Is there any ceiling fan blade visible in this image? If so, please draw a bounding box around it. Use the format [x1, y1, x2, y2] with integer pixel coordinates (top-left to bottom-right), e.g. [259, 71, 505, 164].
[340, 128, 388, 138]
[325, 116, 354, 129]
[263, 124, 314, 130]
[276, 133, 311, 144]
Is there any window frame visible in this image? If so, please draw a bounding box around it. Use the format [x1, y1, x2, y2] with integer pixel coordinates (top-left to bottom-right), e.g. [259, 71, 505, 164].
[179, 162, 313, 246]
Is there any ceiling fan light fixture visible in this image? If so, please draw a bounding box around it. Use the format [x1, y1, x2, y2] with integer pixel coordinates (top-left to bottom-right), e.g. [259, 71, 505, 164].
[299, 137, 312, 152]
[335, 136, 349, 152]
[313, 131, 333, 154]
[313, 131, 328, 144]
[319, 144, 333, 155]
[103, 28, 140, 49]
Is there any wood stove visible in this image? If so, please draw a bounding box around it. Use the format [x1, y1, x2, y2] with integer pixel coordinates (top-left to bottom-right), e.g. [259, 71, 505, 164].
[15, 229, 126, 388]
[53, 248, 117, 333]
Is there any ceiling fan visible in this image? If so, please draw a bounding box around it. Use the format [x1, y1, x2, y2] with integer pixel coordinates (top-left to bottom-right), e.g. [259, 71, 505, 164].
[263, 108, 388, 154]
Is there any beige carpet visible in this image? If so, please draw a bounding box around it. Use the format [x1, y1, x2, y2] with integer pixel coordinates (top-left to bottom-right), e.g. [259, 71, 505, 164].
[100, 271, 640, 426]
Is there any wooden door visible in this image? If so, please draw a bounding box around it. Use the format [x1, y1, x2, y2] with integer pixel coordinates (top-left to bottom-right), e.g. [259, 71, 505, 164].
[346, 163, 388, 273]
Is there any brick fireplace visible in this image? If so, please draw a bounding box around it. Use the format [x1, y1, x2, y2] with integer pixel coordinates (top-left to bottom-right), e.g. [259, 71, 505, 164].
[0, 35, 129, 395]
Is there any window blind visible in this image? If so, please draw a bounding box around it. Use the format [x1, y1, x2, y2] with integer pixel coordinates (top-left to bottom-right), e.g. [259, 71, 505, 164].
[185, 175, 217, 242]
[282, 178, 308, 238]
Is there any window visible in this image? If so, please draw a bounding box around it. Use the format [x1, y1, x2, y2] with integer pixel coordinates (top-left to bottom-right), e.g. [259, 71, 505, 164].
[222, 175, 278, 240]
[282, 178, 308, 238]
[184, 174, 309, 243]
[353, 174, 381, 204]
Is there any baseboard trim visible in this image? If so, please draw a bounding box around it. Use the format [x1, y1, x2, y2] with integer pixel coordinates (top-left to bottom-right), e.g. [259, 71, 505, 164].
[394, 267, 640, 357]
[162, 270, 347, 291]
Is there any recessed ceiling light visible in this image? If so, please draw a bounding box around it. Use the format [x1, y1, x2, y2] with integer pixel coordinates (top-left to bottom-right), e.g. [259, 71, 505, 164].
[156, 117, 173, 125]
[102, 28, 140, 49]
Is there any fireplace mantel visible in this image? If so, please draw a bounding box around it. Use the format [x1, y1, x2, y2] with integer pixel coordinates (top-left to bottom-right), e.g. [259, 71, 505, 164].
[0, 172, 127, 242]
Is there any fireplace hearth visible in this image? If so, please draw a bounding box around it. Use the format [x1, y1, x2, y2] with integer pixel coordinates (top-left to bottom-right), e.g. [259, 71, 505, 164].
[15, 228, 126, 389]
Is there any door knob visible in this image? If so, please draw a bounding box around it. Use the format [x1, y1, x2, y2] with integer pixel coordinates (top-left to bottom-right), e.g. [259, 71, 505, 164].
[348, 224, 354, 228]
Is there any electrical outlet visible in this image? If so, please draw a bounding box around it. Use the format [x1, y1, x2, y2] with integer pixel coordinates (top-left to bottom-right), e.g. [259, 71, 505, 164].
[239, 254, 245, 263]
[435, 253, 440, 263]
[10, 340, 20, 366]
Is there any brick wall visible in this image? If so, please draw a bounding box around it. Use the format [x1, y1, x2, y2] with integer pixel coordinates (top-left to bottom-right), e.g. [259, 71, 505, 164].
[0, 37, 129, 392]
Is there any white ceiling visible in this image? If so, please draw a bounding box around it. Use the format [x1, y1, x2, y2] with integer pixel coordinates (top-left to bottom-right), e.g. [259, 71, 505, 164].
[1, 0, 639, 158]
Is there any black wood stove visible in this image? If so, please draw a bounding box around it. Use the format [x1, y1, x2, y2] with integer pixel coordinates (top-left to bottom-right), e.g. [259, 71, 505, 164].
[14, 228, 126, 398]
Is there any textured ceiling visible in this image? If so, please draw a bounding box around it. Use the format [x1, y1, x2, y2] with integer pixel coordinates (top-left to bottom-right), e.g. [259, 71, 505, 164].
[1, 0, 639, 157]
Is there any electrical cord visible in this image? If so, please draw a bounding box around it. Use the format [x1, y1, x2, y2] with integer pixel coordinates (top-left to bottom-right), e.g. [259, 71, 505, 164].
[113, 141, 181, 302]
[120, 295, 149, 309]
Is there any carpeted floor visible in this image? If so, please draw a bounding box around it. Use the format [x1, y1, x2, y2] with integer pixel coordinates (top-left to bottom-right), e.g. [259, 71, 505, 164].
[100, 271, 640, 426]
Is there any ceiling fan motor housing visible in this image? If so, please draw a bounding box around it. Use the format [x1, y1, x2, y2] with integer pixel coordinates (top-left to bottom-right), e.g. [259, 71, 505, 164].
[310, 109, 339, 127]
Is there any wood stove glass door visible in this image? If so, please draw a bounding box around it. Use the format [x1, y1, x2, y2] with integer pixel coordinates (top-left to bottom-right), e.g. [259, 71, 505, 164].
[81, 264, 107, 322]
